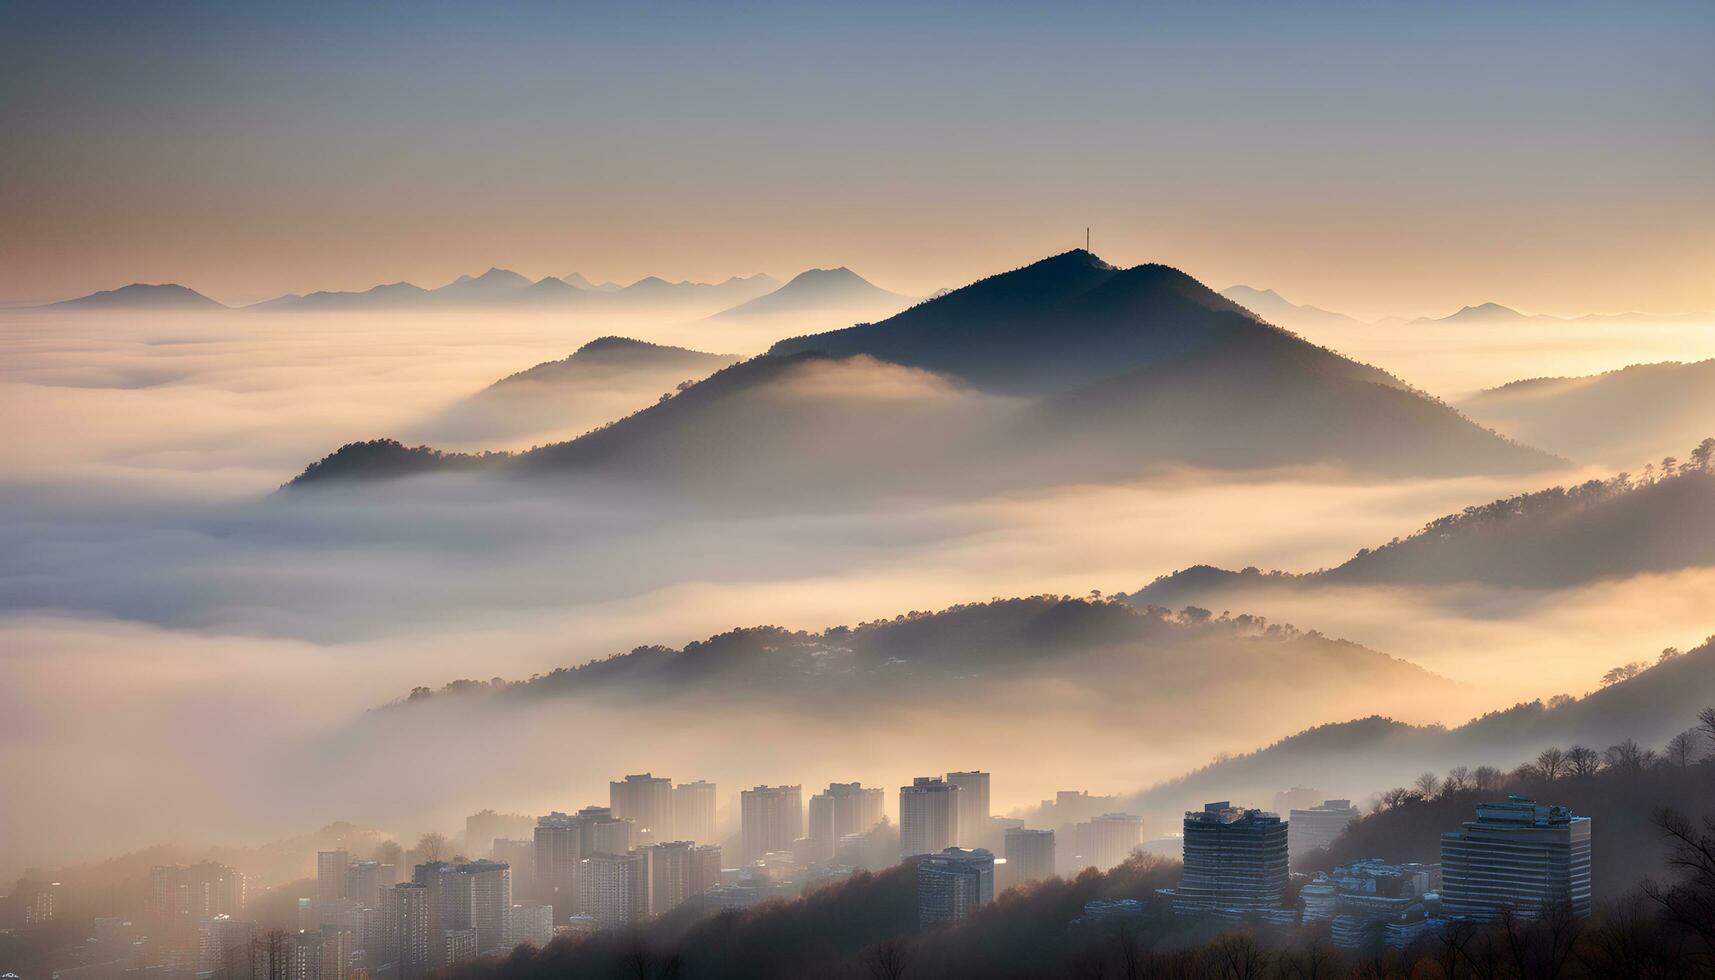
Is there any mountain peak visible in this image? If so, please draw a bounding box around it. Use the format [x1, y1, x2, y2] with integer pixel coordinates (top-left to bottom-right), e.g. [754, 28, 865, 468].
[47, 282, 226, 310]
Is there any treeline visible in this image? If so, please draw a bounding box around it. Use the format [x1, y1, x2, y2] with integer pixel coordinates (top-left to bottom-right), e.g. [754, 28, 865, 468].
[448, 822, 1715, 980]
[1305, 706, 1715, 893]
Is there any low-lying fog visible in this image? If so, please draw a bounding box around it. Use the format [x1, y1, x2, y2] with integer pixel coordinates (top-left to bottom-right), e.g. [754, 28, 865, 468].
[4, 303, 1713, 879]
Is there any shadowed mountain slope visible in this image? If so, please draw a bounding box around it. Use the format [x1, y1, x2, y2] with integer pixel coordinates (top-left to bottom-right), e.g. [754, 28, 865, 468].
[1459, 360, 1715, 466]
[1125, 634, 1715, 832]
[414, 337, 738, 445]
[1134, 464, 1715, 603]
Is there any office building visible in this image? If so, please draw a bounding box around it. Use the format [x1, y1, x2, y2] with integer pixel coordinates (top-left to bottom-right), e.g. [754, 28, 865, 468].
[1003, 828, 1055, 888]
[1274, 786, 1324, 815]
[383, 883, 431, 979]
[1440, 797, 1591, 921]
[740, 785, 804, 862]
[577, 853, 647, 930]
[611, 773, 676, 842]
[674, 780, 718, 844]
[917, 848, 995, 926]
[1163, 802, 1289, 915]
[946, 772, 991, 847]
[806, 783, 885, 861]
[1289, 800, 1361, 860]
[318, 851, 352, 903]
[492, 839, 535, 900]
[899, 777, 960, 858]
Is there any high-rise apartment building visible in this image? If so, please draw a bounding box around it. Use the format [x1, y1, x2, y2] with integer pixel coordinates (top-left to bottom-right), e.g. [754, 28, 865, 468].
[740, 786, 803, 862]
[807, 783, 885, 861]
[916, 848, 995, 926]
[492, 839, 536, 900]
[383, 883, 431, 979]
[576, 805, 635, 859]
[464, 811, 535, 859]
[1288, 800, 1361, 860]
[317, 852, 351, 904]
[196, 915, 257, 975]
[342, 861, 385, 908]
[447, 860, 511, 953]
[533, 813, 581, 913]
[1165, 802, 1289, 915]
[946, 772, 991, 847]
[1003, 828, 1055, 888]
[689, 845, 723, 899]
[611, 774, 676, 842]
[577, 853, 647, 930]
[674, 781, 718, 844]
[146, 862, 247, 969]
[1074, 813, 1144, 871]
[1440, 797, 1591, 921]
[503, 903, 555, 948]
[638, 841, 695, 916]
[899, 777, 960, 859]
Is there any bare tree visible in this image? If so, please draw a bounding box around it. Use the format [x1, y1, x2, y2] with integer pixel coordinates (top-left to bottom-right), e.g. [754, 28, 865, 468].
[1603, 739, 1657, 773]
[1471, 766, 1505, 791]
[1699, 706, 1715, 750]
[865, 938, 912, 980]
[1204, 932, 1269, 980]
[1565, 745, 1601, 777]
[1645, 808, 1715, 958]
[1413, 772, 1441, 798]
[1443, 766, 1471, 795]
[415, 831, 448, 862]
[1535, 747, 1567, 782]
[1666, 730, 1702, 768]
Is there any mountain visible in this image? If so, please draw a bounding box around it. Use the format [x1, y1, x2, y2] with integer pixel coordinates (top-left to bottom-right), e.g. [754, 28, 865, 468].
[384, 595, 1457, 748]
[1219, 285, 1368, 333]
[255, 270, 778, 312]
[1458, 360, 1715, 466]
[1123, 634, 1715, 834]
[1413, 302, 1562, 326]
[430, 267, 534, 301]
[46, 283, 227, 311]
[1134, 461, 1715, 604]
[251, 281, 429, 311]
[709, 267, 911, 319]
[563, 272, 621, 292]
[287, 250, 1557, 492]
[413, 337, 738, 445]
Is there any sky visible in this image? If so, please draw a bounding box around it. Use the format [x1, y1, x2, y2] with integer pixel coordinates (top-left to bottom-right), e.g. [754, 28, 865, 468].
[3, 1, 1713, 317]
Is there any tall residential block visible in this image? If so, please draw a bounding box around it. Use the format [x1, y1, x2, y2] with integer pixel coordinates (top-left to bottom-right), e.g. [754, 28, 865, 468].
[674, 781, 718, 844]
[740, 785, 803, 862]
[899, 777, 960, 859]
[807, 783, 885, 861]
[917, 848, 995, 926]
[946, 772, 991, 847]
[577, 853, 647, 930]
[611, 774, 676, 842]
[1003, 828, 1055, 888]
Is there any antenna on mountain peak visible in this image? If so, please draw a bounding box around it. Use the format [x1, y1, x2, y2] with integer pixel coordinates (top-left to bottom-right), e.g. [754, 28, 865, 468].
[1086, 227, 1090, 252]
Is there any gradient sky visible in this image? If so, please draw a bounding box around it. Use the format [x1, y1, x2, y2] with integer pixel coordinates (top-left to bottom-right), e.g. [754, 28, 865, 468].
[3, 1, 1712, 316]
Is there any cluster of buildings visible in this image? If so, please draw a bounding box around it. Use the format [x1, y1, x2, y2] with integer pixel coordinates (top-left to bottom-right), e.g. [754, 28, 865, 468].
[6, 770, 1598, 976]
[1148, 795, 1592, 954]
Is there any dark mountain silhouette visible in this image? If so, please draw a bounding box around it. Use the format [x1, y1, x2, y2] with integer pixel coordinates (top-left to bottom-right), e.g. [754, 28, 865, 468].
[46, 283, 227, 310]
[1459, 360, 1715, 466]
[413, 337, 738, 444]
[1219, 285, 1368, 332]
[1413, 302, 1560, 326]
[763, 251, 1548, 473]
[1134, 462, 1715, 604]
[709, 267, 910, 319]
[287, 250, 1556, 491]
[388, 596, 1453, 730]
[1125, 634, 1715, 835]
[430, 267, 534, 300]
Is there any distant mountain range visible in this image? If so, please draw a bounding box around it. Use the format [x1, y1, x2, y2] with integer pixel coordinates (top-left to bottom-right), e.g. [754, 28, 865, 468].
[1133, 463, 1715, 605]
[286, 250, 1558, 493]
[251, 268, 781, 313]
[413, 337, 737, 445]
[1459, 360, 1715, 466]
[710, 267, 912, 320]
[1124, 632, 1715, 829]
[1219, 285, 1369, 333]
[46, 282, 227, 311]
[383, 595, 1457, 746]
